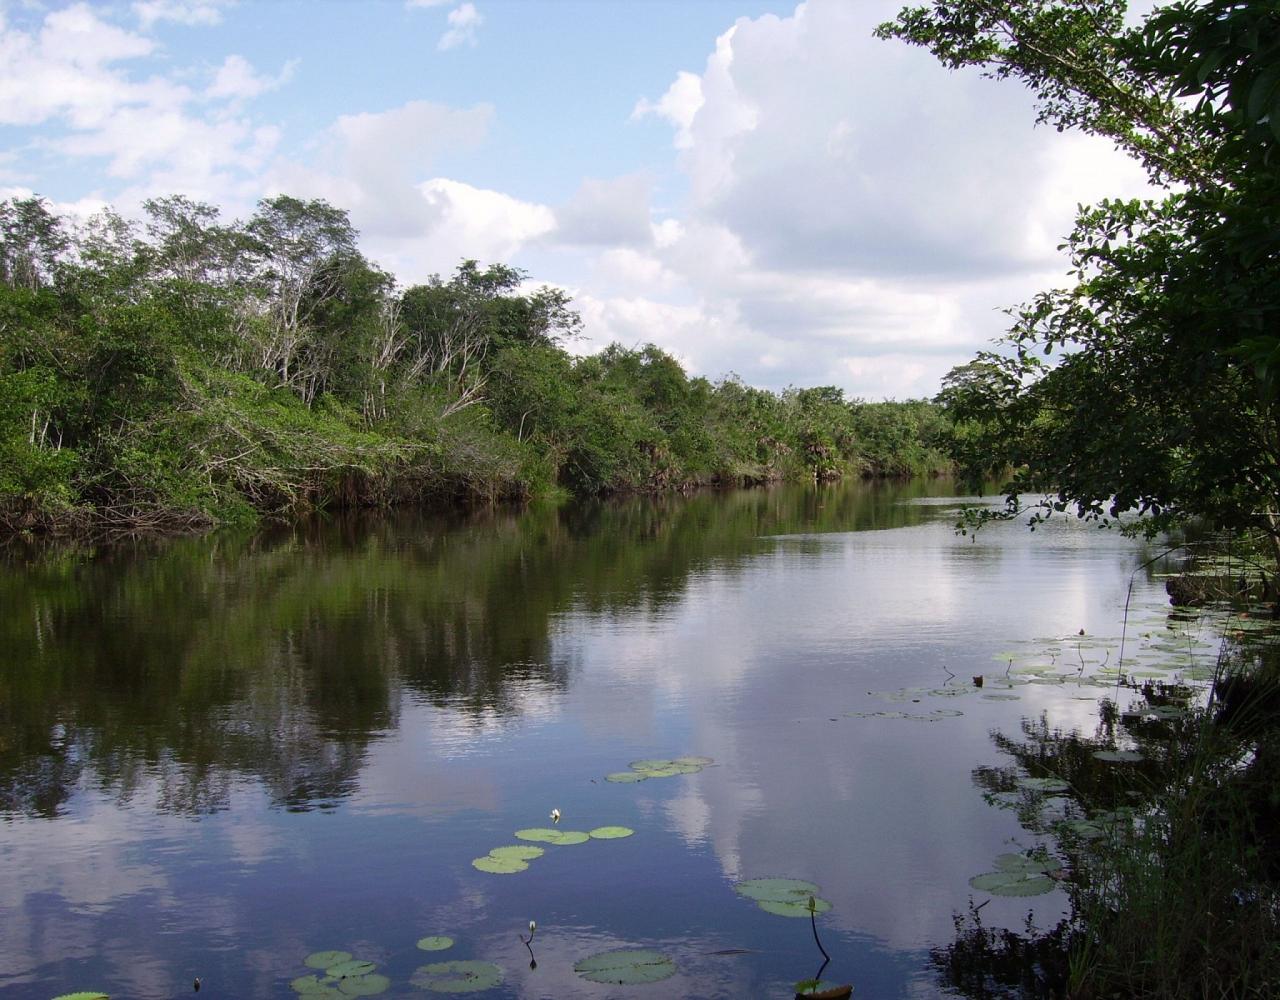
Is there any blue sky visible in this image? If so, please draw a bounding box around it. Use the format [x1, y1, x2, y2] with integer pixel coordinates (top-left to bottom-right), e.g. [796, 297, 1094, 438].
[0, 0, 1153, 398]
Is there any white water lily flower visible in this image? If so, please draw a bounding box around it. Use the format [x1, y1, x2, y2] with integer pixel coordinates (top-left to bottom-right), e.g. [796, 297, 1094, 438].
[550, 808, 560, 823]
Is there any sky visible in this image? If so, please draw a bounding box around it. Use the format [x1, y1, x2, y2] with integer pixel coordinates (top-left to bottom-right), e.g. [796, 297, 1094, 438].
[0, 0, 1155, 400]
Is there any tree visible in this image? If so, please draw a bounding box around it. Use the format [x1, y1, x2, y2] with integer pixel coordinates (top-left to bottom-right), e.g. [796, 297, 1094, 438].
[880, 1, 1280, 559]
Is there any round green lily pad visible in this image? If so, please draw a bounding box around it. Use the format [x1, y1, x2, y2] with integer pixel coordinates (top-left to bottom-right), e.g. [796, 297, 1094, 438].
[589, 825, 635, 839]
[417, 936, 455, 952]
[735, 877, 821, 903]
[306, 952, 352, 971]
[51, 994, 111, 1000]
[291, 976, 342, 997]
[338, 974, 390, 997]
[471, 855, 528, 874]
[605, 771, 648, 783]
[411, 960, 503, 993]
[514, 828, 564, 842]
[573, 948, 677, 985]
[551, 830, 591, 845]
[994, 853, 1061, 875]
[637, 765, 683, 777]
[327, 960, 376, 979]
[488, 845, 544, 861]
[757, 896, 833, 918]
[672, 755, 714, 766]
[629, 759, 674, 771]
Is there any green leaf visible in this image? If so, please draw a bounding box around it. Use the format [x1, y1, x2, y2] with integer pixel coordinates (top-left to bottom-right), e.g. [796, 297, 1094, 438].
[291, 976, 342, 997]
[969, 871, 1053, 895]
[471, 855, 528, 874]
[513, 827, 563, 842]
[305, 952, 352, 971]
[338, 974, 390, 997]
[50, 994, 111, 1000]
[487, 845, 544, 861]
[326, 960, 376, 979]
[757, 896, 833, 918]
[605, 771, 647, 783]
[573, 948, 677, 985]
[411, 960, 503, 994]
[734, 877, 821, 903]
[588, 825, 635, 839]
[416, 936, 455, 952]
[550, 830, 590, 845]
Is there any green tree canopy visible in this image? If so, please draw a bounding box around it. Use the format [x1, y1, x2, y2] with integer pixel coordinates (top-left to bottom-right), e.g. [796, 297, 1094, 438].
[882, 0, 1280, 559]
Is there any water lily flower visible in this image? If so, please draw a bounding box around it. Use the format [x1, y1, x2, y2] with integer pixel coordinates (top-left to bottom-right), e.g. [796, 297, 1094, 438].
[550, 808, 560, 824]
[529, 920, 536, 933]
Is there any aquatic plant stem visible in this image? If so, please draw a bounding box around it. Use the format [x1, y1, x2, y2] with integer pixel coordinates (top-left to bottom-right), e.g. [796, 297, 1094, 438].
[810, 905, 830, 964]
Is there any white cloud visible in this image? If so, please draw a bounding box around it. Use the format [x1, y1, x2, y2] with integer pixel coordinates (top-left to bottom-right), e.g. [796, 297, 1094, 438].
[552, 173, 653, 248]
[406, 0, 453, 7]
[599, 0, 1159, 398]
[438, 3, 482, 51]
[134, 0, 234, 28]
[207, 54, 298, 102]
[631, 70, 703, 150]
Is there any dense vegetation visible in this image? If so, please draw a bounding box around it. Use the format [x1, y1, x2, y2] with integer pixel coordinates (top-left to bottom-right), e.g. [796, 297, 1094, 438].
[885, 0, 1280, 562]
[881, 1, 1280, 997]
[0, 194, 953, 535]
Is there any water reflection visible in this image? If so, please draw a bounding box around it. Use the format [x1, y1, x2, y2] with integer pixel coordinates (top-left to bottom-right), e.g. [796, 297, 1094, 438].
[0, 481, 950, 820]
[0, 479, 1181, 999]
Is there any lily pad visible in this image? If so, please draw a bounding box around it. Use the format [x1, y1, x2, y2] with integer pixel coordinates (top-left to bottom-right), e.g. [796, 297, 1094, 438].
[994, 853, 1062, 875]
[1018, 777, 1071, 794]
[292, 976, 342, 997]
[51, 994, 111, 1000]
[630, 758, 674, 771]
[306, 952, 352, 971]
[551, 830, 591, 845]
[338, 974, 390, 997]
[417, 936, 455, 952]
[735, 877, 821, 903]
[471, 855, 528, 874]
[757, 896, 833, 918]
[573, 948, 677, 985]
[969, 871, 1057, 896]
[488, 845, 544, 861]
[514, 827, 564, 842]
[589, 825, 635, 839]
[1093, 749, 1145, 763]
[636, 765, 683, 777]
[672, 755, 714, 766]
[412, 960, 503, 994]
[327, 960, 376, 979]
[605, 771, 647, 783]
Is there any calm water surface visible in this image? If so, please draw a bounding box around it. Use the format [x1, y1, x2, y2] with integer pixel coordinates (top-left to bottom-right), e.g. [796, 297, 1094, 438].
[0, 481, 1184, 998]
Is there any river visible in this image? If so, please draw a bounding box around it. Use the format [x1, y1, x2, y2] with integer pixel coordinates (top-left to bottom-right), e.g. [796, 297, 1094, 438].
[0, 480, 1217, 998]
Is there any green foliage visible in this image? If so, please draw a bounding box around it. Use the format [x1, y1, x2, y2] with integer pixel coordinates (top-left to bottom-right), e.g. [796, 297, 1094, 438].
[0, 194, 955, 534]
[885, 0, 1280, 558]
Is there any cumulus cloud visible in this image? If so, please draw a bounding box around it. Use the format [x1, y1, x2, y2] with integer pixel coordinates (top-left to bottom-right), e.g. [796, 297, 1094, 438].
[269, 100, 493, 241]
[207, 54, 298, 102]
[596, 0, 1156, 398]
[134, 0, 234, 28]
[631, 70, 703, 150]
[438, 3, 483, 51]
[552, 173, 654, 248]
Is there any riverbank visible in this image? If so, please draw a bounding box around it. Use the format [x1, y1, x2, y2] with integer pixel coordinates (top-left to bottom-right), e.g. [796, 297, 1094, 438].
[1, 196, 956, 541]
[933, 542, 1280, 999]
